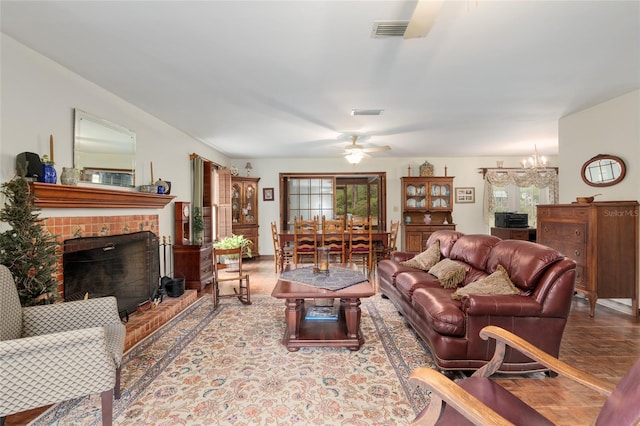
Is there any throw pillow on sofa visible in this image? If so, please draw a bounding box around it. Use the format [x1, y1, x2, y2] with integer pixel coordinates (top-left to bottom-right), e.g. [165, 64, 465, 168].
[428, 258, 466, 289]
[400, 240, 440, 271]
[452, 264, 520, 300]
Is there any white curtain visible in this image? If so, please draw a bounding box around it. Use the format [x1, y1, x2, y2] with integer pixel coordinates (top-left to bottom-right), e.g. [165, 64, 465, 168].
[482, 169, 559, 225]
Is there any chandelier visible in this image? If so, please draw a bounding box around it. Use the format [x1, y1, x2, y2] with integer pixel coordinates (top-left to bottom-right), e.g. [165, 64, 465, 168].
[521, 145, 547, 170]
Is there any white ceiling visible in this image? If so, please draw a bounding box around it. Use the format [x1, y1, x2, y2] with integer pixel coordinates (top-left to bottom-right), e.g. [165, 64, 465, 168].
[2, 1, 639, 161]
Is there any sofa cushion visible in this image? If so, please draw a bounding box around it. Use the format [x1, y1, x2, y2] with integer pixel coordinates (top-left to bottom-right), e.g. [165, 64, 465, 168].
[400, 240, 440, 271]
[449, 234, 501, 271]
[413, 287, 465, 337]
[377, 259, 421, 287]
[429, 258, 467, 289]
[486, 240, 563, 291]
[426, 230, 464, 258]
[452, 265, 520, 300]
[396, 270, 441, 299]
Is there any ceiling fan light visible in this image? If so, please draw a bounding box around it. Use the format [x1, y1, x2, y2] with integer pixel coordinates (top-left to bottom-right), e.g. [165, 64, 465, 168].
[345, 151, 364, 164]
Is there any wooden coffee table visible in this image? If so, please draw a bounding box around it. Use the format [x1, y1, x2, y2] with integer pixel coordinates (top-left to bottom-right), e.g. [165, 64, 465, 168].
[271, 263, 375, 351]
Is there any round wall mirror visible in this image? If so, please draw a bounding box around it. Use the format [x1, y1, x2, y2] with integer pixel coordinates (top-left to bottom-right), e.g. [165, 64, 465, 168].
[581, 154, 626, 187]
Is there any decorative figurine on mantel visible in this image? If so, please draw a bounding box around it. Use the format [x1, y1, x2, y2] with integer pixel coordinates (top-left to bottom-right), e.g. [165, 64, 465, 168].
[419, 161, 434, 177]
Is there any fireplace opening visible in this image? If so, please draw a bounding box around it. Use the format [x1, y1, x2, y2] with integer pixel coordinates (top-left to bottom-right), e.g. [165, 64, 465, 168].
[63, 231, 160, 316]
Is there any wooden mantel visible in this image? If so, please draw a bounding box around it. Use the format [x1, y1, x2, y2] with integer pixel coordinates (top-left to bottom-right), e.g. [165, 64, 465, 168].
[30, 182, 175, 209]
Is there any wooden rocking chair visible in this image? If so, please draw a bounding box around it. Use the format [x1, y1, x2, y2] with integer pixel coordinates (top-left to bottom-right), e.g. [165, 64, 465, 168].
[212, 246, 251, 309]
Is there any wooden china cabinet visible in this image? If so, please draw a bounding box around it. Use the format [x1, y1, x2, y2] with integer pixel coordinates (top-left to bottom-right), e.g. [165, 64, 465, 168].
[232, 176, 260, 258]
[401, 176, 456, 252]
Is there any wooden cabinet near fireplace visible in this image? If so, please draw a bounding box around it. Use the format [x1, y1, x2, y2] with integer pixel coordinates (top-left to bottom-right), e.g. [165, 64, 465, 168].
[232, 176, 260, 258]
[173, 243, 214, 291]
[537, 201, 639, 317]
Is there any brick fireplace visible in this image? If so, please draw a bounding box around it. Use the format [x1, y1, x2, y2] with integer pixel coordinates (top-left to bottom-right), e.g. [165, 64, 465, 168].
[42, 214, 160, 292]
[41, 214, 197, 350]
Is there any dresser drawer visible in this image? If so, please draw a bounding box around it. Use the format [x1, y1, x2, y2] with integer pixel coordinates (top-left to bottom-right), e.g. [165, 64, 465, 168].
[539, 221, 587, 244]
[538, 206, 589, 219]
[551, 242, 587, 266]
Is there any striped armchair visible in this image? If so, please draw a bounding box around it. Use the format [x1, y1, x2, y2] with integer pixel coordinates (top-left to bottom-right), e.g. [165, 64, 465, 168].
[0, 265, 125, 426]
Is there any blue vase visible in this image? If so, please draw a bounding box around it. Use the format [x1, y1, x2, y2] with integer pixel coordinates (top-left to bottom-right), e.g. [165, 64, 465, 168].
[40, 164, 57, 184]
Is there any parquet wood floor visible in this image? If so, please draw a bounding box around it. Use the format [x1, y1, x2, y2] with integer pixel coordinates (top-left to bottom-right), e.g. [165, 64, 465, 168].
[6, 257, 639, 425]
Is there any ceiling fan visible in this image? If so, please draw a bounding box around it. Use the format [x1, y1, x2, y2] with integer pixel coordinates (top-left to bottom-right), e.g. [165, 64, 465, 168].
[404, 0, 444, 39]
[344, 135, 391, 164]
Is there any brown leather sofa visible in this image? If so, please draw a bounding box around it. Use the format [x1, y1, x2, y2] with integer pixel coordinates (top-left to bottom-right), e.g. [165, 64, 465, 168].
[377, 230, 577, 373]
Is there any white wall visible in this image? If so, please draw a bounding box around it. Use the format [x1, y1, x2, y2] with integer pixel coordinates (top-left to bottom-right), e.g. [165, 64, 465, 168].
[1, 34, 229, 237]
[559, 90, 639, 203]
[229, 155, 556, 257]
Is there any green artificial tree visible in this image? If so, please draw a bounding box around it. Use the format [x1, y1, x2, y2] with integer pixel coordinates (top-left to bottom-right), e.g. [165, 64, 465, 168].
[0, 176, 60, 305]
[192, 206, 205, 244]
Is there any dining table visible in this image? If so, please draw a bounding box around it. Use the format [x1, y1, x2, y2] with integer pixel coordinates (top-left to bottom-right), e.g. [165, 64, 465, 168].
[278, 230, 389, 269]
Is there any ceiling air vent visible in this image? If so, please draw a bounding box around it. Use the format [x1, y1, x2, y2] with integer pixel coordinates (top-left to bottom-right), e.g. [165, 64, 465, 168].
[351, 109, 384, 116]
[371, 21, 409, 38]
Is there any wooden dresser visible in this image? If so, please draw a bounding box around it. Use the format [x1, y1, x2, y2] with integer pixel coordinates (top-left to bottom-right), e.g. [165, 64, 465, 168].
[537, 201, 639, 317]
[173, 243, 214, 291]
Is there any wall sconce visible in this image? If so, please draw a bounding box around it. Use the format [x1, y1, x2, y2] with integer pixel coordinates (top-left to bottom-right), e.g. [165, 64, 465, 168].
[245, 162, 253, 176]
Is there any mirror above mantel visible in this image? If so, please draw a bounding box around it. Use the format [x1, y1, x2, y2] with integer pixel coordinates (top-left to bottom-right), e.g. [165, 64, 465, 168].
[581, 154, 626, 187]
[74, 109, 136, 188]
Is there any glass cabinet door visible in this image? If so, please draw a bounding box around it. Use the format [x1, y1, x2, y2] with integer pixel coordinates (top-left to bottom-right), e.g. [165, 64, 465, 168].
[404, 183, 427, 209]
[244, 182, 256, 224]
[231, 183, 241, 223]
[428, 182, 451, 210]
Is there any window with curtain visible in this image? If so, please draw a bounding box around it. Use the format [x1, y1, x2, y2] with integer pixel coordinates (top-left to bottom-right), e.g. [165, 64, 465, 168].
[483, 169, 559, 227]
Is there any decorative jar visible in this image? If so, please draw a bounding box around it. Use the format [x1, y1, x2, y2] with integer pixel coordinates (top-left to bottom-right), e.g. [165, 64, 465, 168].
[39, 164, 57, 184]
[60, 167, 79, 185]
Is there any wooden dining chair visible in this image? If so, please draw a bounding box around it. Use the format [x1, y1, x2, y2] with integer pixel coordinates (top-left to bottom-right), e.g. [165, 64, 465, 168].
[384, 220, 400, 259]
[321, 215, 346, 264]
[348, 215, 373, 275]
[293, 216, 318, 265]
[212, 246, 251, 309]
[270, 221, 292, 273]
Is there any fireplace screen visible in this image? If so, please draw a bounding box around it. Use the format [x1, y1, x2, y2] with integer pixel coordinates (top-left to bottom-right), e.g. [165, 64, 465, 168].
[63, 231, 160, 316]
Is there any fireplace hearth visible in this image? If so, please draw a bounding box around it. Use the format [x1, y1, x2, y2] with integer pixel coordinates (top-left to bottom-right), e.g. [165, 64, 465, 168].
[63, 231, 160, 316]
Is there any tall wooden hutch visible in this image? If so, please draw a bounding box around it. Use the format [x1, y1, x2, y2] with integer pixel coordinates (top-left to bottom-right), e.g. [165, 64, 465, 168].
[232, 176, 260, 258]
[401, 176, 456, 252]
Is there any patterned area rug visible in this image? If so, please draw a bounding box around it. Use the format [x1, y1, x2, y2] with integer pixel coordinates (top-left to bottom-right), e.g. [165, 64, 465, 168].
[32, 295, 437, 425]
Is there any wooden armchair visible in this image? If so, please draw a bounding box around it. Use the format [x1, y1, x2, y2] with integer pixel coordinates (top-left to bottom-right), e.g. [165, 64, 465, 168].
[409, 325, 640, 426]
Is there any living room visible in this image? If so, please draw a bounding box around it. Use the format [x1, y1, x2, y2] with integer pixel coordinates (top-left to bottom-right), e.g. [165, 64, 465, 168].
[1, 1, 639, 424]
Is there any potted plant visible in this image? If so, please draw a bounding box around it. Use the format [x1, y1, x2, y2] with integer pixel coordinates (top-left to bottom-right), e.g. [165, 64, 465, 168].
[213, 234, 252, 270]
[192, 206, 205, 244]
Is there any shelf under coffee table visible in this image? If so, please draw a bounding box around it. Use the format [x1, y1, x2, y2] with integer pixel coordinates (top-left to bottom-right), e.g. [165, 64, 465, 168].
[271, 263, 375, 351]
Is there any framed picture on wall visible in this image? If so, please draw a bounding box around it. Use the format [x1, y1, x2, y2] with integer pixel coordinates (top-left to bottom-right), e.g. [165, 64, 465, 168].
[455, 187, 475, 203]
[263, 187, 274, 201]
